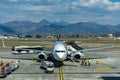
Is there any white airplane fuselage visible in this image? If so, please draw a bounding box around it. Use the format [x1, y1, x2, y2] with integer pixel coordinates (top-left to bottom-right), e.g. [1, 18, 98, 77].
[52, 41, 67, 61]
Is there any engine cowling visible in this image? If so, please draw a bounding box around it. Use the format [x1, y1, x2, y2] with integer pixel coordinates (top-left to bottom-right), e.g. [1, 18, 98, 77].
[72, 52, 84, 61]
[38, 52, 47, 61]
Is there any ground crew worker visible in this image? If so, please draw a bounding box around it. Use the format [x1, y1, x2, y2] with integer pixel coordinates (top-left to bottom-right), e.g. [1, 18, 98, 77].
[33, 55, 37, 61]
[84, 59, 87, 66]
[81, 58, 85, 65]
[88, 59, 91, 66]
[0, 66, 4, 71]
[0, 60, 3, 66]
[0, 60, 4, 71]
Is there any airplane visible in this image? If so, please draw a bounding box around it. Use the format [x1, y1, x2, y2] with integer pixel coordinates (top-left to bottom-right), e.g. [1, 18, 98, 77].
[0, 28, 115, 67]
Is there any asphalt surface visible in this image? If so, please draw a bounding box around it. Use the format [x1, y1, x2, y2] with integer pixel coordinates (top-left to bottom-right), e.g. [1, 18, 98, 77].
[0, 47, 120, 80]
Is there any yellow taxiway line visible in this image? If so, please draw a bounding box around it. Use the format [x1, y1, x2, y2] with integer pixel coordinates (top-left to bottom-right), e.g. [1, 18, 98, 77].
[96, 67, 112, 70]
[59, 66, 63, 80]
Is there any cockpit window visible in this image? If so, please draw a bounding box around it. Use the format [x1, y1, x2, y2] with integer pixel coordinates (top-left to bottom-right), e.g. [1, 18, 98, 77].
[48, 66, 53, 68]
[55, 51, 60, 52]
[55, 50, 65, 53]
[61, 51, 65, 52]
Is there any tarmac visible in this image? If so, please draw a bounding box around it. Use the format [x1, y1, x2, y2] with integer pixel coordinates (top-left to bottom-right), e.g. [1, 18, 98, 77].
[0, 47, 120, 80]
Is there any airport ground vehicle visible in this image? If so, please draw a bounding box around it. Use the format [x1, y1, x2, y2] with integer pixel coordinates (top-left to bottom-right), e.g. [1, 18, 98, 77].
[11, 46, 43, 54]
[0, 60, 19, 78]
[40, 61, 54, 73]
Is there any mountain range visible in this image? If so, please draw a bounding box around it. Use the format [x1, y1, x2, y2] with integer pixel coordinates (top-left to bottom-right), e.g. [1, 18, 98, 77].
[0, 19, 120, 35]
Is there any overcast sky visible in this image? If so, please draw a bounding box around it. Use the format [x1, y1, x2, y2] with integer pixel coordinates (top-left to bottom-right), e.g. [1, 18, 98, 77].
[0, 0, 120, 25]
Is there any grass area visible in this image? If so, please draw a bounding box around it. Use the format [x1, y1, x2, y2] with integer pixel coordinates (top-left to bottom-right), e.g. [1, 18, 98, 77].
[0, 38, 119, 48]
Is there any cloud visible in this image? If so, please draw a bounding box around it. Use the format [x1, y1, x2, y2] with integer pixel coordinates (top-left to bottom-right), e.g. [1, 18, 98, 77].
[0, 0, 120, 24]
[108, 2, 120, 10]
[72, 0, 120, 11]
[7, 0, 61, 5]
[21, 5, 51, 11]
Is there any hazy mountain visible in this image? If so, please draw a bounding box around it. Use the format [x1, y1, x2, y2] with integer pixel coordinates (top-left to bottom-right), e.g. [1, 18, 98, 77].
[38, 19, 51, 26]
[0, 24, 15, 34]
[62, 22, 115, 34]
[4, 20, 52, 34]
[1, 20, 120, 35]
[54, 20, 70, 26]
[114, 24, 120, 29]
[5, 20, 37, 34]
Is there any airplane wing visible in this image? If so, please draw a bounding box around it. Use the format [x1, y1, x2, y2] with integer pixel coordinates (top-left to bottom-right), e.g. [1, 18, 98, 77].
[66, 40, 115, 52]
[66, 41, 114, 64]
[1, 56, 35, 60]
[1, 50, 52, 61]
[83, 56, 107, 59]
[79, 44, 115, 52]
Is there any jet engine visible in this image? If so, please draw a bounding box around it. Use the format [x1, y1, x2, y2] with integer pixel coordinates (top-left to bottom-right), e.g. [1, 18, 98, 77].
[38, 52, 47, 61]
[71, 51, 84, 61]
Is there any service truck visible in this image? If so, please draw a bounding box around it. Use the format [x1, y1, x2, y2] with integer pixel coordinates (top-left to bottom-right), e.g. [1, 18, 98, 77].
[0, 60, 19, 78]
[40, 61, 54, 73]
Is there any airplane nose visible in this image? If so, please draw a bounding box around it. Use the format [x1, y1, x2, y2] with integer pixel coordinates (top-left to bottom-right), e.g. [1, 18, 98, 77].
[56, 53, 66, 61]
[58, 54, 64, 59]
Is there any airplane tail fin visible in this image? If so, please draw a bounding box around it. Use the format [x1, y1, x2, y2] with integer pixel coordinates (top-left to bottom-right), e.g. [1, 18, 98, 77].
[57, 25, 60, 41]
[2, 37, 5, 48]
[112, 37, 116, 47]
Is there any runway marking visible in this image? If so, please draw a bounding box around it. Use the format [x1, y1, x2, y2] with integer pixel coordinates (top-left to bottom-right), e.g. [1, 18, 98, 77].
[59, 66, 64, 80]
[96, 67, 112, 70]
